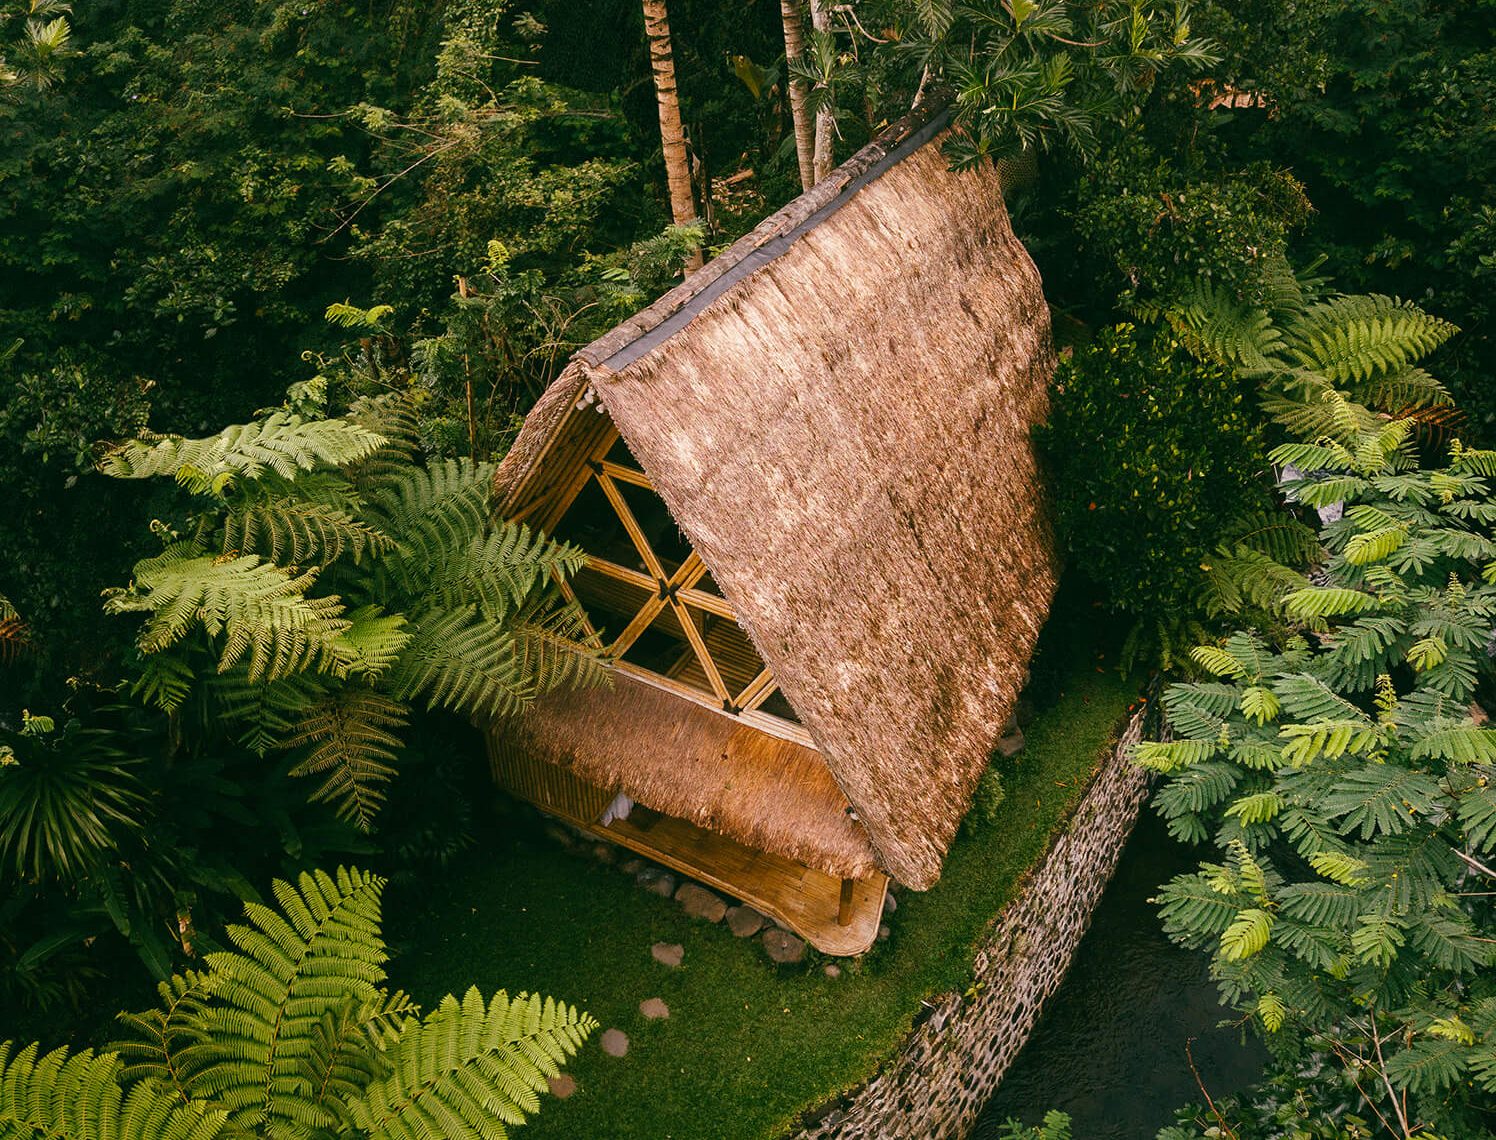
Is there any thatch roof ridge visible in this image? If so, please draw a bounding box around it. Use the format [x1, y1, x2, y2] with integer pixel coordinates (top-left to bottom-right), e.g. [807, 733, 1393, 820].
[578, 101, 950, 374]
[492, 101, 949, 514]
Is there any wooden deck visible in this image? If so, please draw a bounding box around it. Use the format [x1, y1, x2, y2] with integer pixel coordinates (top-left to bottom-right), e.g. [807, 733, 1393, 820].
[490, 741, 887, 955]
[586, 809, 887, 957]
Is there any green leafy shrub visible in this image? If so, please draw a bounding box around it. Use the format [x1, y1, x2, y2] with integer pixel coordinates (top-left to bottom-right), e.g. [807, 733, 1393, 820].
[1036, 323, 1272, 664]
[1142, 382, 1496, 1134]
[98, 389, 606, 830]
[1072, 142, 1314, 309]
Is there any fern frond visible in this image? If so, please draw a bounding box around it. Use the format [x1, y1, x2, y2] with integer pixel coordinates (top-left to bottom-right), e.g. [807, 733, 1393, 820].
[224, 498, 391, 566]
[1282, 295, 1458, 388]
[300, 991, 414, 1116]
[361, 459, 495, 559]
[282, 691, 409, 831]
[114, 971, 216, 1095]
[1161, 280, 1281, 375]
[1355, 366, 1453, 412]
[206, 671, 324, 754]
[401, 522, 587, 623]
[388, 607, 534, 720]
[100, 412, 386, 497]
[346, 987, 596, 1140]
[0, 1041, 233, 1140]
[105, 544, 350, 681]
[332, 607, 411, 681]
[347, 394, 422, 490]
[507, 596, 608, 699]
[199, 868, 387, 1132]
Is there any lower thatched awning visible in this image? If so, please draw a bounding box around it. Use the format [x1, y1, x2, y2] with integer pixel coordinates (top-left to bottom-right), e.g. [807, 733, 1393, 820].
[490, 669, 880, 880]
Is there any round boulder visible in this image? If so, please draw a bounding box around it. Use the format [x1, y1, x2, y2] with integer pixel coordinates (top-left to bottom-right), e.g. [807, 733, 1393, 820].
[762, 928, 806, 965]
[726, 905, 767, 938]
[675, 882, 728, 922]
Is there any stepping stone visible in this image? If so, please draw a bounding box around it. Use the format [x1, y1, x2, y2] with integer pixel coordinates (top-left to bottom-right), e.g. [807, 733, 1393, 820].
[675, 883, 727, 922]
[996, 729, 1026, 758]
[883, 892, 897, 915]
[637, 867, 677, 898]
[600, 1028, 629, 1057]
[621, 857, 645, 875]
[726, 905, 766, 938]
[823, 964, 842, 979]
[639, 997, 670, 1020]
[651, 941, 684, 968]
[591, 843, 616, 865]
[877, 923, 891, 942]
[762, 928, 805, 964]
[547, 1074, 577, 1099]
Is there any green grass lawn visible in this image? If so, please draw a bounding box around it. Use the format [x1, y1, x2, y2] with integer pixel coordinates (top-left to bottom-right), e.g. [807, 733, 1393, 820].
[384, 655, 1135, 1140]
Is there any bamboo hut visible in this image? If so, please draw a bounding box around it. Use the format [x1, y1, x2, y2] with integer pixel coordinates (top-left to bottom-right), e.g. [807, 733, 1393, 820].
[489, 105, 1058, 954]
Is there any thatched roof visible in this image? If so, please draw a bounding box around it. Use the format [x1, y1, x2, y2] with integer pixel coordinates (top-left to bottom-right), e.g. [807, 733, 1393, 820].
[502, 669, 880, 879]
[494, 104, 1058, 890]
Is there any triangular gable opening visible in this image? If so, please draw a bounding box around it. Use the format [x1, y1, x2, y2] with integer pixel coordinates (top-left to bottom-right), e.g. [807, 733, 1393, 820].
[530, 407, 801, 732]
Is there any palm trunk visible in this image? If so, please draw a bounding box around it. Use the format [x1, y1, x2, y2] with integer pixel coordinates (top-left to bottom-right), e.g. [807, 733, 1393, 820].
[642, 0, 702, 273]
[810, 0, 834, 183]
[780, 0, 815, 191]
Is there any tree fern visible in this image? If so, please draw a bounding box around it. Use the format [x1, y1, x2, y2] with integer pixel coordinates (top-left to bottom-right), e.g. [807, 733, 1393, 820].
[101, 394, 603, 832]
[1160, 278, 1457, 446]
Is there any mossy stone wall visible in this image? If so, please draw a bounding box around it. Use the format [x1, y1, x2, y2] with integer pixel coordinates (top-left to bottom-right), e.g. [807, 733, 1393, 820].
[789, 712, 1149, 1139]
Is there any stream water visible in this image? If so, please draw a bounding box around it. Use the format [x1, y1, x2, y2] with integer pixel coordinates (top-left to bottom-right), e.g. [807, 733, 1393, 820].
[973, 806, 1268, 1139]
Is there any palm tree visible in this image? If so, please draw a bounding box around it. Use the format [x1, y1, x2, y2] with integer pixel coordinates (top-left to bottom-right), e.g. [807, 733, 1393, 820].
[641, 0, 702, 272]
[810, 0, 835, 182]
[780, 0, 815, 191]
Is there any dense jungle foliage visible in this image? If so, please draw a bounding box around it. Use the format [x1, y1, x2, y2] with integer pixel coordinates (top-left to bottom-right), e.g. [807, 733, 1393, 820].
[1, 0, 1494, 1137]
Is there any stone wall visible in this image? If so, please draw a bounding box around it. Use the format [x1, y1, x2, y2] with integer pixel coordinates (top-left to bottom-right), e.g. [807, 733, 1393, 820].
[787, 711, 1150, 1140]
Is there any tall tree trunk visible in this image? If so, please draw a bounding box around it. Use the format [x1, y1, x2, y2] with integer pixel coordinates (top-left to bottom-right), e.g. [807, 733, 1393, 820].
[642, 0, 702, 273]
[810, 0, 834, 183]
[780, 0, 815, 191]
